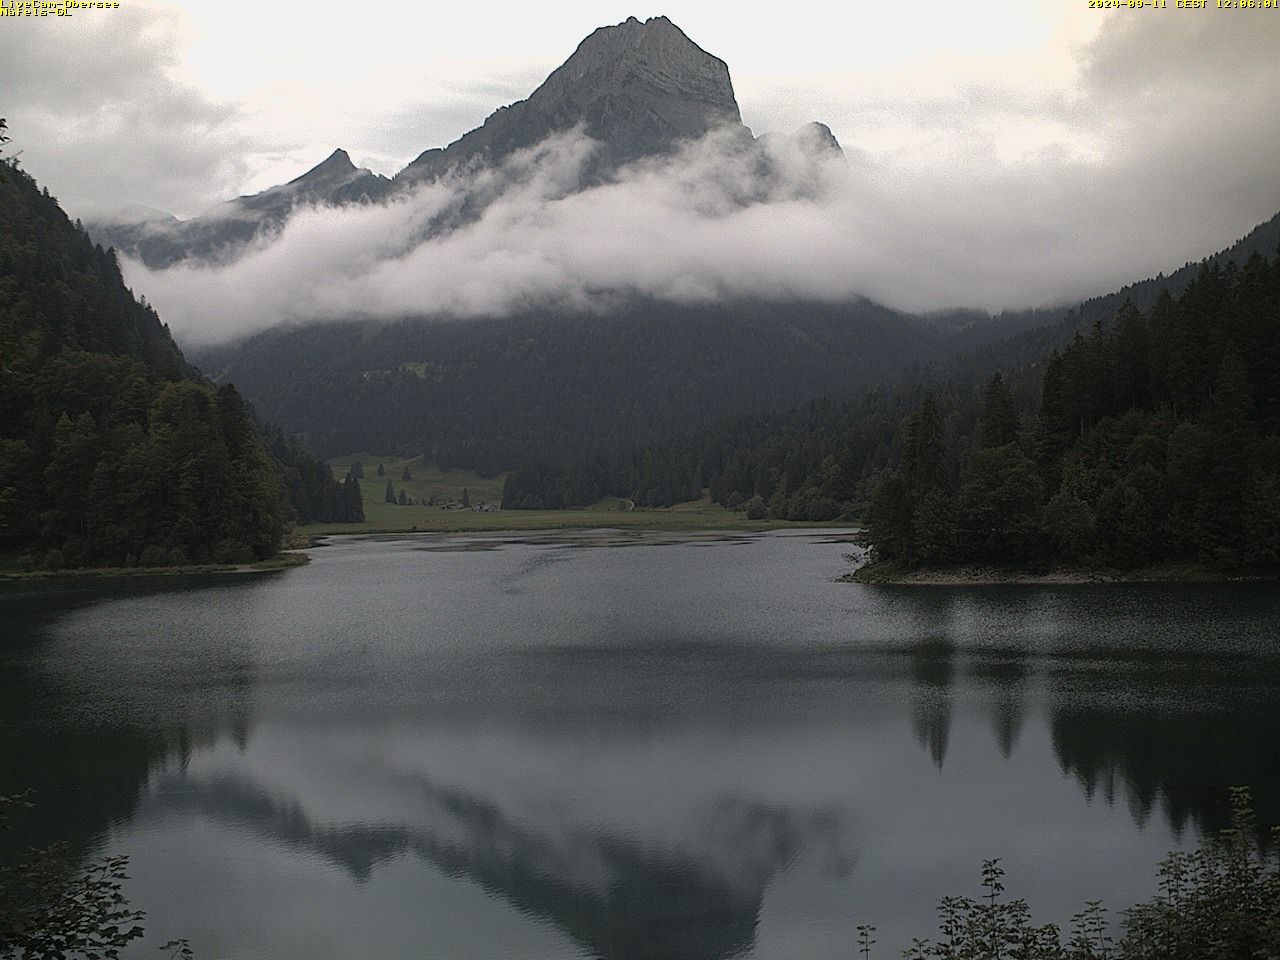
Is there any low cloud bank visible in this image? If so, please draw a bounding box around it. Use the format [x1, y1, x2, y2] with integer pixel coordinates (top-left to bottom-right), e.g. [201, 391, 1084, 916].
[117, 13, 1280, 347]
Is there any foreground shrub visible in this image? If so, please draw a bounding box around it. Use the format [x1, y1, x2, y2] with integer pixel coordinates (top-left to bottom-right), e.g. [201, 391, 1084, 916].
[0, 794, 143, 960]
[871, 788, 1279, 959]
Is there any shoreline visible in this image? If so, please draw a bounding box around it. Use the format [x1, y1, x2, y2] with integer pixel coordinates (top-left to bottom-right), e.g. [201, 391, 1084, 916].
[297, 515, 852, 537]
[314, 526, 860, 551]
[0, 551, 310, 582]
[844, 558, 1279, 585]
[0, 522, 856, 580]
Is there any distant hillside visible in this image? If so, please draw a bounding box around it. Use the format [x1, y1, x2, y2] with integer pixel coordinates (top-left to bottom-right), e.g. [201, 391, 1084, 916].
[982, 209, 1280, 369]
[502, 208, 1280, 524]
[0, 166, 190, 378]
[194, 297, 949, 473]
[198, 199, 1280, 485]
[95, 148, 390, 269]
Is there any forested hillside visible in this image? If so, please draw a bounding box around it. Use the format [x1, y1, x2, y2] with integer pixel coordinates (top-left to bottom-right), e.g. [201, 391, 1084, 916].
[207, 196, 1280, 511]
[503, 249, 1280, 575]
[499, 370, 1003, 517]
[0, 158, 359, 570]
[196, 298, 947, 472]
[867, 255, 1280, 571]
[502, 391, 907, 514]
[965, 209, 1280, 375]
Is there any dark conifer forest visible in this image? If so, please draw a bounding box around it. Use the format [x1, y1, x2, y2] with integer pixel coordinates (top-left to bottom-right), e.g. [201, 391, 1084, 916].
[865, 256, 1280, 571]
[0, 159, 361, 570]
[504, 253, 1280, 573]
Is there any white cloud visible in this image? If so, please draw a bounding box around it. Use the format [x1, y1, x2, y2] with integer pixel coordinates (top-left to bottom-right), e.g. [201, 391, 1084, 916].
[7, 6, 1279, 341]
[0, 6, 265, 218]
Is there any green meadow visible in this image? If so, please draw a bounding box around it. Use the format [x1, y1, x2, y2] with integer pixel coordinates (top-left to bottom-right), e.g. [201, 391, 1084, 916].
[300, 454, 839, 535]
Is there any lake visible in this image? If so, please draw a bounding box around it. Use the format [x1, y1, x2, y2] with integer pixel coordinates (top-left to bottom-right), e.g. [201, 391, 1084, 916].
[2, 530, 1278, 959]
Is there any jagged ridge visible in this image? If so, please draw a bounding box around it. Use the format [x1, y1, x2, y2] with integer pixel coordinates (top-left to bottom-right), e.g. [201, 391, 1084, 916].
[89, 16, 839, 268]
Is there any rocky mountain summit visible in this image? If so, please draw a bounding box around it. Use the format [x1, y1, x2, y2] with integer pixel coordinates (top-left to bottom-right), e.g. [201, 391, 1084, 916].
[91, 16, 840, 268]
[397, 16, 747, 186]
[97, 148, 389, 268]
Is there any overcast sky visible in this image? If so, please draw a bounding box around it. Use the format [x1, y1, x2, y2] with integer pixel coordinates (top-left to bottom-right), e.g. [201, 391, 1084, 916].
[3, 1, 1279, 337]
[2, 0, 1112, 217]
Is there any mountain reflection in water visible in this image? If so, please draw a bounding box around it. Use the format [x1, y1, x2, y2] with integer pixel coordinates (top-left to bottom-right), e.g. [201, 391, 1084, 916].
[1, 533, 1277, 958]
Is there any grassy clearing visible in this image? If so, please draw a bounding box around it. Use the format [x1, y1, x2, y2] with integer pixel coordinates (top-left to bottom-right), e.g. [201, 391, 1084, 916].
[298, 497, 825, 535]
[303, 456, 845, 535]
[328, 453, 504, 525]
[300, 506, 816, 536]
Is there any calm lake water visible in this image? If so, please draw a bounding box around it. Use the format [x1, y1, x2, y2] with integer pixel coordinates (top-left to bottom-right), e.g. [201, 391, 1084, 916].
[2, 530, 1279, 959]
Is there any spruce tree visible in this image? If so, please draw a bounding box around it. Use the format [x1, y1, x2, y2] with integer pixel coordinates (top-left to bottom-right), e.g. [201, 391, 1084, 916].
[979, 373, 1019, 448]
[341, 475, 364, 522]
[903, 396, 947, 497]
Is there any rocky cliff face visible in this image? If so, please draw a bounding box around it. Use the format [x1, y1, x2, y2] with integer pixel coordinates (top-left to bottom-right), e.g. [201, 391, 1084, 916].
[91, 16, 839, 268]
[266, 148, 390, 207]
[398, 16, 747, 185]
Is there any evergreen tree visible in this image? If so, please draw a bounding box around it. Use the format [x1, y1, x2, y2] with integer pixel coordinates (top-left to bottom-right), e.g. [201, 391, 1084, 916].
[1241, 472, 1280, 565]
[1109, 300, 1152, 411]
[903, 396, 948, 497]
[955, 444, 1044, 562]
[979, 373, 1019, 448]
[341, 474, 364, 522]
[865, 471, 914, 563]
[1192, 343, 1253, 564]
[461, 487, 471, 508]
[384, 480, 395, 504]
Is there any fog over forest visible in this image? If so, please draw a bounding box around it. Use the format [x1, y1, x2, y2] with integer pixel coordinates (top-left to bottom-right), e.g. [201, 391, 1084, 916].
[4, 10, 1279, 345]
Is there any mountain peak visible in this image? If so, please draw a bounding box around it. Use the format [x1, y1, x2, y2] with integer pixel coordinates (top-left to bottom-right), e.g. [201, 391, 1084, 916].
[399, 16, 745, 184]
[290, 148, 357, 186]
[549, 14, 740, 126]
[795, 122, 844, 156]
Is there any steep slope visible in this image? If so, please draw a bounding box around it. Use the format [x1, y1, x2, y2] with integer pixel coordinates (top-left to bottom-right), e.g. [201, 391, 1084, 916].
[199, 197, 1280, 483]
[976, 209, 1280, 370]
[90, 16, 813, 268]
[397, 15, 747, 186]
[0, 161, 361, 568]
[94, 149, 390, 269]
[0, 161, 292, 566]
[0, 166, 190, 377]
[858, 248, 1280, 573]
[501, 207, 1280, 520]
[194, 298, 946, 472]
